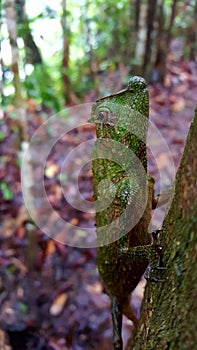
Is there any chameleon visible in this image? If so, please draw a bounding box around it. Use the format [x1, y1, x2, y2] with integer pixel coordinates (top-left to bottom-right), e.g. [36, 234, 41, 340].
[90, 76, 166, 349]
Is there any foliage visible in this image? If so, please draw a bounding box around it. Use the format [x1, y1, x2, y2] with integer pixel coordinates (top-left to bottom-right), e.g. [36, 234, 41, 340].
[24, 64, 62, 110]
[0, 0, 196, 110]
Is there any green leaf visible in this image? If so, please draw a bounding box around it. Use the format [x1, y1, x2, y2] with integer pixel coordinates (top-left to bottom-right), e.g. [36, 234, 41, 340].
[0, 131, 4, 141]
[18, 302, 28, 314]
[0, 182, 13, 200]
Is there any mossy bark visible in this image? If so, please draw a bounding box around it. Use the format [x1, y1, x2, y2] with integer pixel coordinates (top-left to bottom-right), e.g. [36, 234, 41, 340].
[127, 107, 197, 349]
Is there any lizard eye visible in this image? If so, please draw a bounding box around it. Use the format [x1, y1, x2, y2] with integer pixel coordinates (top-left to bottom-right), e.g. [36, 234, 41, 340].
[97, 110, 109, 123]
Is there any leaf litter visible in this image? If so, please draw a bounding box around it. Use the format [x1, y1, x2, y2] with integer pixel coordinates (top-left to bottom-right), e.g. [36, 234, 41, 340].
[0, 53, 197, 349]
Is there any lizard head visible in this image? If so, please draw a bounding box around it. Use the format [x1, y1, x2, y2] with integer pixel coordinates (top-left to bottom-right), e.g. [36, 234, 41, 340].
[90, 76, 149, 169]
[90, 75, 149, 133]
[90, 75, 149, 125]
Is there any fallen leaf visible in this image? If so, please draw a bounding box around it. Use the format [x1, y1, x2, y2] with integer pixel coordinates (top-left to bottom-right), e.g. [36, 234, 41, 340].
[171, 98, 186, 112]
[50, 293, 68, 316]
[46, 240, 56, 257]
[45, 163, 60, 178]
[70, 218, 79, 225]
[86, 281, 103, 294]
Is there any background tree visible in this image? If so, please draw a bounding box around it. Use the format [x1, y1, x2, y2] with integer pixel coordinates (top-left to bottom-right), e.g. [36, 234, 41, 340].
[5, 0, 26, 141]
[131, 0, 178, 81]
[61, 0, 77, 105]
[0, 0, 6, 105]
[4, 0, 39, 271]
[15, 0, 42, 65]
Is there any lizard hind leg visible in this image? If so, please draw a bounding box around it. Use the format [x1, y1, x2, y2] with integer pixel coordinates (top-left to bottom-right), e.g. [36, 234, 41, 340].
[122, 295, 139, 327]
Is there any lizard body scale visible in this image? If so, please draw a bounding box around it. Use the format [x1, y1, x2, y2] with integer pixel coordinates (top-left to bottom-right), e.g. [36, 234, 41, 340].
[90, 76, 162, 349]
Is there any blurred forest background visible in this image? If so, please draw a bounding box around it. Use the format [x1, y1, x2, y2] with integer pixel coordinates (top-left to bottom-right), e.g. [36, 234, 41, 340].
[1, 0, 197, 109]
[0, 0, 197, 349]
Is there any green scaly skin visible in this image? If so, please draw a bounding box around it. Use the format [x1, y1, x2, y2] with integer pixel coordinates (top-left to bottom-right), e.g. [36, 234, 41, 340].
[91, 76, 156, 350]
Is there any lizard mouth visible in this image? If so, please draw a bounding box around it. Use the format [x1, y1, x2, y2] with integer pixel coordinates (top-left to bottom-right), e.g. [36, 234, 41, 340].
[95, 121, 115, 127]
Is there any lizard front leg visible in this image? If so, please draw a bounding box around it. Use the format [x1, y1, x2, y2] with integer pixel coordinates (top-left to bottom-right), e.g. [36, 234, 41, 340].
[120, 232, 167, 283]
[144, 230, 167, 282]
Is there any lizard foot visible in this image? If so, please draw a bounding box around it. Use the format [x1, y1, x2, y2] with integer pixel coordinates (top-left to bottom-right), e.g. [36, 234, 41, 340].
[144, 266, 166, 282]
[144, 230, 167, 282]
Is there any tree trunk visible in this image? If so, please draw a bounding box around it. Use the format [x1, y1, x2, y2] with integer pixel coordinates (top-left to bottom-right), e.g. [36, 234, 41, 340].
[127, 107, 197, 349]
[131, 0, 178, 82]
[133, 0, 148, 75]
[15, 0, 42, 65]
[151, 0, 165, 82]
[5, 0, 27, 141]
[0, 0, 5, 105]
[61, 0, 77, 105]
[128, 0, 139, 62]
[143, 0, 166, 81]
[0, 26, 5, 105]
[5, 0, 38, 271]
[142, 0, 157, 77]
[83, 0, 97, 83]
[187, 0, 197, 60]
[154, 0, 177, 82]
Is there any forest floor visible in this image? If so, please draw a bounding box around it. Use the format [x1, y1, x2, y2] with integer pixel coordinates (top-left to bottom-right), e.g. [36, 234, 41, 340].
[0, 53, 197, 350]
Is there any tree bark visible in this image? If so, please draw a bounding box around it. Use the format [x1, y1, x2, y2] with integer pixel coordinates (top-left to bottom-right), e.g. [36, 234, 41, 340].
[127, 107, 197, 349]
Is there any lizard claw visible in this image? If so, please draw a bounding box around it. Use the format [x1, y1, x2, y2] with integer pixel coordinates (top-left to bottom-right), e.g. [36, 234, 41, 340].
[145, 275, 166, 283]
[144, 267, 167, 282]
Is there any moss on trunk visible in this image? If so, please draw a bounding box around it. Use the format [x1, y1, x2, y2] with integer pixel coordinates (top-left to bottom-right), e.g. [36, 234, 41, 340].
[128, 108, 197, 349]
